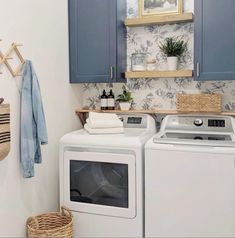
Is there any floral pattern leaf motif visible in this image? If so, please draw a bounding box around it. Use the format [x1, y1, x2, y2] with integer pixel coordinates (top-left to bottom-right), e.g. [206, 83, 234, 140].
[127, 30, 140, 45]
[127, 78, 154, 91]
[131, 102, 137, 109]
[141, 93, 155, 110]
[174, 78, 194, 89]
[155, 82, 178, 108]
[105, 83, 114, 88]
[82, 84, 100, 92]
[181, 23, 194, 34]
[200, 82, 228, 94]
[127, 0, 138, 17]
[86, 96, 100, 110]
[196, 82, 203, 90]
[151, 25, 169, 44]
[225, 103, 235, 111]
[127, 7, 135, 17]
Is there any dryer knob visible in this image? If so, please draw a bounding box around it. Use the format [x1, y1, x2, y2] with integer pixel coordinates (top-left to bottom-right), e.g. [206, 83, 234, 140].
[194, 119, 203, 127]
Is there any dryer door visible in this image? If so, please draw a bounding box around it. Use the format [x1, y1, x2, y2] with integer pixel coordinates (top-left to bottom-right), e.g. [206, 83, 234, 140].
[63, 150, 136, 218]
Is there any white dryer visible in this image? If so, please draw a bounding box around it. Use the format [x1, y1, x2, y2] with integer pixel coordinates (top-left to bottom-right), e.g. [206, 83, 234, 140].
[60, 114, 156, 237]
[145, 115, 235, 237]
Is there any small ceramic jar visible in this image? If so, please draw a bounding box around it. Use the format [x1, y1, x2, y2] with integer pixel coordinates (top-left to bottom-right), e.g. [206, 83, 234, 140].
[146, 59, 157, 71]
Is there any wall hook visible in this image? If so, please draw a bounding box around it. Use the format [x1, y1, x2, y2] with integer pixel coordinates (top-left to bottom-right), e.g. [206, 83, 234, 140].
[3, 42, 25, 77]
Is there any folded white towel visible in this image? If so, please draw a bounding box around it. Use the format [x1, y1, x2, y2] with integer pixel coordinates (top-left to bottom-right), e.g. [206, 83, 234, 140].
[84, 124, 124, 134]
[87, 112, 123, 129]
[89, 112, 119, 121]
[86, 118, 123, 129]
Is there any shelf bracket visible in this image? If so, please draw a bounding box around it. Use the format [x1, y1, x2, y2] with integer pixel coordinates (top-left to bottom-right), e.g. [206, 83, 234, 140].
[76, 111, 87, 126]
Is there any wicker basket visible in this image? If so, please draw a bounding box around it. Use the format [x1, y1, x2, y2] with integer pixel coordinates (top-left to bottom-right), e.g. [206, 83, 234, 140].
[26, 206, 73, 238]
[176, 93, 221, 113]
[0, 104, 10, 161]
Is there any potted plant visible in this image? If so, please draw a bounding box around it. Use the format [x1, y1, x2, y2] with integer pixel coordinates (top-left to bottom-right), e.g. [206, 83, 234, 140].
[116, 86, 133, 110]
[159, 37, 187, 71]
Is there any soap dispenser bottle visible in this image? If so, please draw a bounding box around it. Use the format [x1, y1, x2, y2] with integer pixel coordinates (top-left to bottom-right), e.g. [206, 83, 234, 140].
[107, 89, 115, 110]
[100, 90, 108, 110]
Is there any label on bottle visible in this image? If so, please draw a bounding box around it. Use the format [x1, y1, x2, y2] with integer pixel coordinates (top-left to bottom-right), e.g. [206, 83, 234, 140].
[101, 98, 108, 108]
[107, 98, 115, 107]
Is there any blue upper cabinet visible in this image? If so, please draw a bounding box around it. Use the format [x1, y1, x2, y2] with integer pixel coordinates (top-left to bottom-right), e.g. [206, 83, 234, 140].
[69, 0, 126, 83]
[194, 0, 235, 81]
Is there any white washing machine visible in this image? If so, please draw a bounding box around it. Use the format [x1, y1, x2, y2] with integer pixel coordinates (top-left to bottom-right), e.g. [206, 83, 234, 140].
[60, 114, 156, 237]
[145, 115, 235, 237]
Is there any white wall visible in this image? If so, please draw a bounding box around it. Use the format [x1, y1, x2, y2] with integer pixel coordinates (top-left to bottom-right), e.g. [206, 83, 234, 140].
[0, 0, 82, 236]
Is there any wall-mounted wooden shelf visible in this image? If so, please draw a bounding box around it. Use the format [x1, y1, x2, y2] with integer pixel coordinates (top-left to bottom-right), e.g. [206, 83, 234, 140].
[125, 70, 193, 79]
[76, 109, 235, 125]
[125, 13, 193, 27]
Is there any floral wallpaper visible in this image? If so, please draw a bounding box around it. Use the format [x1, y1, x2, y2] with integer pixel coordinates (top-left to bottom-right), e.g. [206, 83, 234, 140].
[81, 0, 235, 111]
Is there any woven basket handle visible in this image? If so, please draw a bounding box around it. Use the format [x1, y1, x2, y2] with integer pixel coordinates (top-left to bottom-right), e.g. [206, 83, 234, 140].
[61, 206, 72, 217]
[26, 216, 39, 229]
[0, 98, 4, 104]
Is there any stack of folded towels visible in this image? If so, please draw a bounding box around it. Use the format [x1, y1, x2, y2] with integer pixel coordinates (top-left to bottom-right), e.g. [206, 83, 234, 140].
[84, 112, 124, 134]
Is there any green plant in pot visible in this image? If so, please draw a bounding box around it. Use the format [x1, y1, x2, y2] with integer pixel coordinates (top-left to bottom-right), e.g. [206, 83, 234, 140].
[159, 37, 188, 71]
[116, 86, 133, 111]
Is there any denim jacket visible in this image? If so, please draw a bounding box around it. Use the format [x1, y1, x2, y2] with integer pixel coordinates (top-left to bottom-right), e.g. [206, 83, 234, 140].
[20, 60, 48, 178]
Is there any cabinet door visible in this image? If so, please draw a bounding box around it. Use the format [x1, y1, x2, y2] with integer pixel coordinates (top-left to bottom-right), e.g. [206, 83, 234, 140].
[69, 0, 117, 83]
[194, 0, 235, 80]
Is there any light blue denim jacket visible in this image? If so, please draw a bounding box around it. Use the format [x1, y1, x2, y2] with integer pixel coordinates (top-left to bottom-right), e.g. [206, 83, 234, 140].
[20, 60, 48, 178]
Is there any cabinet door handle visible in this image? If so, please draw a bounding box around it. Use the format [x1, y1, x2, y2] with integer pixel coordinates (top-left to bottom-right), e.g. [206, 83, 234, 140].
[196, 63, 200, 77]
[110, 66, 114, 80]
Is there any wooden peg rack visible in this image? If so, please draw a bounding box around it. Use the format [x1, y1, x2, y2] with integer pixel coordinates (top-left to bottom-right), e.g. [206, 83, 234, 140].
[0, 40, 25, 77]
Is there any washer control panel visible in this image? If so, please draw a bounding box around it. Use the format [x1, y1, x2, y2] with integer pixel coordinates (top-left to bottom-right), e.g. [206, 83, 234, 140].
[208, 119, 225, 128]
[163, 115, 234, 133]
[194, 119, 203, 127]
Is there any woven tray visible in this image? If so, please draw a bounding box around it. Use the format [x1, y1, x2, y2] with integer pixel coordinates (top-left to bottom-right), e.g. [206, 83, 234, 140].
[176, 93, 221, 112]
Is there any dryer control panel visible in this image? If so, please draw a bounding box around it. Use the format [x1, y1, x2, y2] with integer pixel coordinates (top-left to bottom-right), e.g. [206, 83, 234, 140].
[127, 117, 142, 125]
[118, 115, 147, 128]
[117, 114, 156, 130]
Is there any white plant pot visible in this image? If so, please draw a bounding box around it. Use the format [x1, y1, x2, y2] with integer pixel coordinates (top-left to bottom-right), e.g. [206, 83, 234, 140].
[167, 57, 178, 71]
[119, 102, 131, 111]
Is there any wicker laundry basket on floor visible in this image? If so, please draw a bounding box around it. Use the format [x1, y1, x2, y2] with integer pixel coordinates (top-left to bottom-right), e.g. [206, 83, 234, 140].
[26, 206, 73, 238]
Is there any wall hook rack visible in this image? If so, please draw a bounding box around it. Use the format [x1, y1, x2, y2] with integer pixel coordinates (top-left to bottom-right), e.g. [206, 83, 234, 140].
[0, 40, 25, 77]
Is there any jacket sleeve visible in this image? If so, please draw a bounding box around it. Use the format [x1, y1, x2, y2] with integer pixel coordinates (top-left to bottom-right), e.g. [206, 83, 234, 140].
[31, 65, 48, 145]
[21, 61, 35, 178]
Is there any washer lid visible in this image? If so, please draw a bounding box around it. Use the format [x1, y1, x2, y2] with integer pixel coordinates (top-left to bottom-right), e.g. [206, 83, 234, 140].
[153, 115, 235, 147]
[153, 131, 235, 147]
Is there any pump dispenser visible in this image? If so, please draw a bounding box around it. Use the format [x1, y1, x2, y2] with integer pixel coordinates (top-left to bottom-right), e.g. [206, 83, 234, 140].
[107, 89, 115, 110]
[100, 90, 108, 110]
